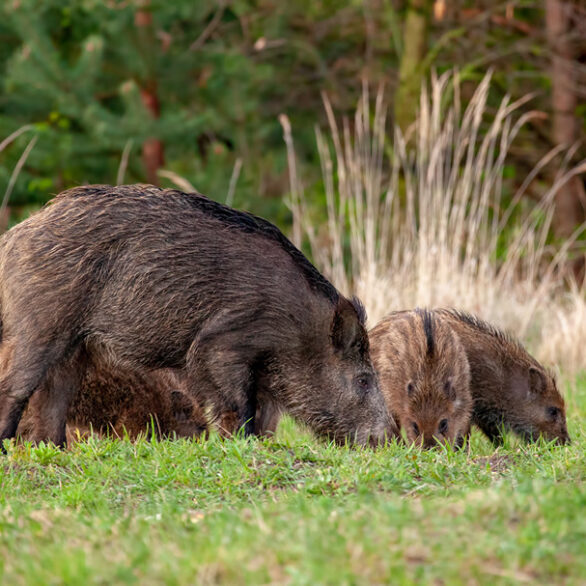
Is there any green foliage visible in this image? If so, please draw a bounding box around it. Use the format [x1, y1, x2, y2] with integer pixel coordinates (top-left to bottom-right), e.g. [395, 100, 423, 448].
[1, 379, 585, 584]
[1, 0, 247, 203]
[0, 0, 398, 223]
[0, 1, 582, 234]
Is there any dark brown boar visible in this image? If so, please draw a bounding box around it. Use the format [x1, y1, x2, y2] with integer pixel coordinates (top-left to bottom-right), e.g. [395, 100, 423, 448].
[369, 309, 472, 449]
[436, 309, 570, 445]
[0, 184, 395, 448]
[17, 360, 208, 442]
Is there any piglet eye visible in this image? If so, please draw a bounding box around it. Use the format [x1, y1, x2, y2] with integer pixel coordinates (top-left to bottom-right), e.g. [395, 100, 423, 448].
[412, 422, 420, 435]
[547, 406, 560, 420]
[438, 419, 449, 435]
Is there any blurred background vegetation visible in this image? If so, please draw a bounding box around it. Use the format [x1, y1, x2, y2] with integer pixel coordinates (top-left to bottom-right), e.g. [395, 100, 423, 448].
[0, 0, 584, 250]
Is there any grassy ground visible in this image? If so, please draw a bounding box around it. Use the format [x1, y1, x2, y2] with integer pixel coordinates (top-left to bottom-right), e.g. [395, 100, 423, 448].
[1, 377, 585, 585]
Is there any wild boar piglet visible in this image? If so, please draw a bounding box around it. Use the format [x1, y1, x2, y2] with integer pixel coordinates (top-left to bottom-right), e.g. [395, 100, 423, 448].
[18, 361, 207, 442]
[370, 309, 472, 449]
[436, 309, 570, 445]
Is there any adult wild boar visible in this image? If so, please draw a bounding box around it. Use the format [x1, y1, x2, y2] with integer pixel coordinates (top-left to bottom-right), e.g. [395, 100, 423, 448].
[0, 184, 393, 448]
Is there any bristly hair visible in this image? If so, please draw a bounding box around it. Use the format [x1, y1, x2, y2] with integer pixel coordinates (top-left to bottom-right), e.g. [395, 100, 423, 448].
[52, 184, 341, 305]
[439, 308, 524, 352]
[350, 296, 367, 325]
[415, 307, 435, 358]
[178, 187, 341, 305]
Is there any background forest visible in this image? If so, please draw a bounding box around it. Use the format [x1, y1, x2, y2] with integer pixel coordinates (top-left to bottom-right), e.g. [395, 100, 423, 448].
[1, 0, 584, 235]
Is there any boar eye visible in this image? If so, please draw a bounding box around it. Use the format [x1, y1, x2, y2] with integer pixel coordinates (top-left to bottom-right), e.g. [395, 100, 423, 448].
[356, 374, 371, 393]
[411, 422, 420, 435]
[438, 419, 449, 435]
[407, 382, 415, 395]
[547, 406, 560, 420]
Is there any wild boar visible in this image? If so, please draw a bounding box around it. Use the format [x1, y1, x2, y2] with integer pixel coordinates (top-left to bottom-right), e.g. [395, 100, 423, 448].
[436, 309, 570, 445]
[0, 184, 395, 448]
[369, 309, 472, 449]
[17, 361, 207, 442]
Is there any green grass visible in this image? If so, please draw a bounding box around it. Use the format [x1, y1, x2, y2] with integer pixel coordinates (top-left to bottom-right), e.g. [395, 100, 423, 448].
[1, 379, 585, 585]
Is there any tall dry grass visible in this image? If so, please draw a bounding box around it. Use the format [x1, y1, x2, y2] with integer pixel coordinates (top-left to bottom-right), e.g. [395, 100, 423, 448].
[281, 71, 586, 380]
[0, 124, 37, 229]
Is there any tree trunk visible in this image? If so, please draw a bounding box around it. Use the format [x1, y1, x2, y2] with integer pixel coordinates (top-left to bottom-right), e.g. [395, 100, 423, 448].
[135, 2, 164, 186]
[394, 0, 433, 134]
[139, 83, 164, 186]
[545, 0, 585, 239]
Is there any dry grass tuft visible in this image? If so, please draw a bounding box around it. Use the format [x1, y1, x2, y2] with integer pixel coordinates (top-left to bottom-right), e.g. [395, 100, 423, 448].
[281, 71, 586, 380]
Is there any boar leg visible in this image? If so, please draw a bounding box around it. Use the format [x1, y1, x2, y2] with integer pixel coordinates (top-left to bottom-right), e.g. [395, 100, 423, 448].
[254, 400, 281, 437]
[0, 336, 77, 446]
[25, 361, 83, 447]
[185, 314, 275, 437]
[186, 345, 259, 438]
[0, 355, 53, 445]
[210, 355, 257, 437]
[472, 404, 507, 445]
[473, 418, 505, 445]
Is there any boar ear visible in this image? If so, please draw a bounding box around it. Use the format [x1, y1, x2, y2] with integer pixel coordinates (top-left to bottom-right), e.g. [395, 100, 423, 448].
[331, 297, 363, 353]
[442, 379, 456, 401]
[529, 367, 546, 395]
[349, 296, 367, 325]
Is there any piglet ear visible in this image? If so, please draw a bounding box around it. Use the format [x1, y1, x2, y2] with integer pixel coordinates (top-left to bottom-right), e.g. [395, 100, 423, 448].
[442, 379, 456, 401]
[331, 297, 362, 354]
[529, 367, 546, 395]
[170, 389, 193, 422]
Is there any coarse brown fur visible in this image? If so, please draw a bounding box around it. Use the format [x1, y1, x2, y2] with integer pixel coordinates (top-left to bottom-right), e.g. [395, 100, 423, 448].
[17, 361, 208, 443]
[369, 309, 472, 449]
[436, 309, 570, 445]
[0, 184, 395, 448]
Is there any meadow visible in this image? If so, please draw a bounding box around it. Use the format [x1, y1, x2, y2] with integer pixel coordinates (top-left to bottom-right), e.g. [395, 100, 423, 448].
[1, 375, 584, 585]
